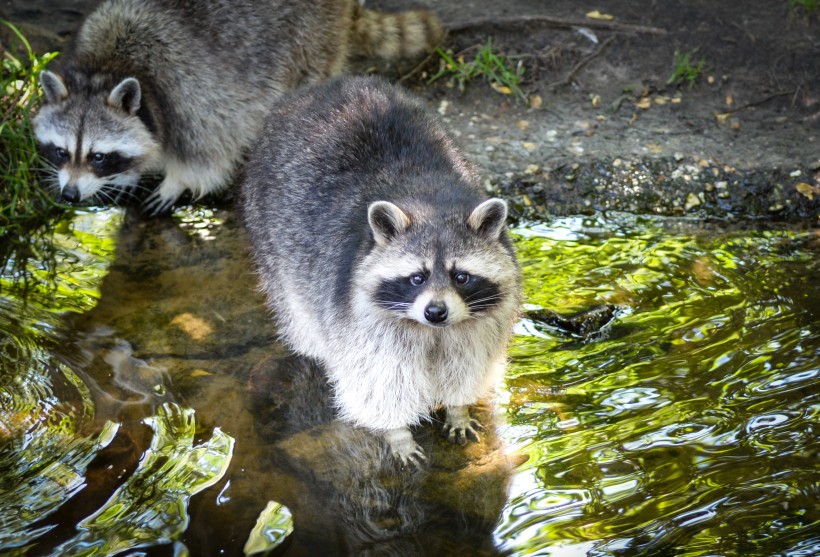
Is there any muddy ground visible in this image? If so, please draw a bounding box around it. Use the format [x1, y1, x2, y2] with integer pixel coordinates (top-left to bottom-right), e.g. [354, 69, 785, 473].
[2, 0, 818, 222]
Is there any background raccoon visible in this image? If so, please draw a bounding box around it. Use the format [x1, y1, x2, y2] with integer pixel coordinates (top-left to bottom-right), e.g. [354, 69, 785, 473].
[32, 0, 442, 214]
[241, 76, 522, 466]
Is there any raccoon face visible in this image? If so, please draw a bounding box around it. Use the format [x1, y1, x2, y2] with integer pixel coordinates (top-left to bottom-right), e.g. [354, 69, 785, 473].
[364, 199, 516, 328]
[33, 71, 160, 204]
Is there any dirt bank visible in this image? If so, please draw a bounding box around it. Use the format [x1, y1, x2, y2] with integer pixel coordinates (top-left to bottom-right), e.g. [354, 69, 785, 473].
[3, 0, 818, 222]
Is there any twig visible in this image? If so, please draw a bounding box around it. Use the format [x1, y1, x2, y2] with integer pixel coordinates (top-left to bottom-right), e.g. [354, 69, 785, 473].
[722, 90, 795, 114]
[449, 15, 667, 36]
[547, 36, 615, 90]
[397, 51, 437, 84]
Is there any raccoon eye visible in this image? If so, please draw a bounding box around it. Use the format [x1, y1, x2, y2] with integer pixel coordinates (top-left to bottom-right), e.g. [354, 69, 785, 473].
[55, 147, 69, 159]
[92, 152, 106, 162]
[409, 273, 426, 286]
[454, 272, 470, 285]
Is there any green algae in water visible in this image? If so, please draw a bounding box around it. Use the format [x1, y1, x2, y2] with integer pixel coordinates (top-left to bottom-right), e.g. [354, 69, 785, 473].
[498, 214, 819, 555]
[0, 208, 123, 315]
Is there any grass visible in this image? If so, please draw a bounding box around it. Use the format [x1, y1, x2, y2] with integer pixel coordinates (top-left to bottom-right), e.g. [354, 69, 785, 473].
[789, 0, 817, 14]
[429, 38, 526, 101]
[789, 0, 818, 14]
[666, 49, 705, 88]
[1, 20, 63, 271]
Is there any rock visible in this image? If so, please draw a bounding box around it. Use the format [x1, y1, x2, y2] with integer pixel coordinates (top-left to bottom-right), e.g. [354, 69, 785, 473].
[684, 192, 702, 211]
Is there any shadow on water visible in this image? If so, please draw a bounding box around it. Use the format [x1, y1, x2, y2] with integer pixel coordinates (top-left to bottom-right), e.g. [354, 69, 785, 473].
[1, 205, 818, 555]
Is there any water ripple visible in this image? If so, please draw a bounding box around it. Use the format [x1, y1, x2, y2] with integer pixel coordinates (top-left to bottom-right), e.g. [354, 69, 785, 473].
[500, 217, 820, 554]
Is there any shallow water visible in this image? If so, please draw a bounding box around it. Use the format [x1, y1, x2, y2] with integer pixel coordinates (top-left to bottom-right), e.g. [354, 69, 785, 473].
[0, 207, 817, 556]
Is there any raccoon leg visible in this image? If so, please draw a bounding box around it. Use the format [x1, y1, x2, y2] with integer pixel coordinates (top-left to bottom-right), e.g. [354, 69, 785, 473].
[143, 157, 231, 215]
[442, 405, 484, 446]
[383, 427, 426, 468]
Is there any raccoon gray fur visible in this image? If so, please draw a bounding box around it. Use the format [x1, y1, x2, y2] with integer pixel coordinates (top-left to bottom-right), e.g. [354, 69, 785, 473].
[241, 76, 522, 466]
[32, 0, 442, 214]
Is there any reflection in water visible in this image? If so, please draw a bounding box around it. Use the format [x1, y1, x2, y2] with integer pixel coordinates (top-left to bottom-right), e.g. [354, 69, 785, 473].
[246, 354, 517, 556]
[52, 403, 234, 557]
[501, 214, 820, 555]
[2, 206, 819, 555]
[0, 297, 119, 550]
[0, 208, 236, 556]
[1, 210, 122, 552]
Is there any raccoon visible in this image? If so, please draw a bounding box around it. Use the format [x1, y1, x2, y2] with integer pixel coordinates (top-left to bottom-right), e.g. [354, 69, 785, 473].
[241, 76, 521, 466]
[32, 0, 443, 214]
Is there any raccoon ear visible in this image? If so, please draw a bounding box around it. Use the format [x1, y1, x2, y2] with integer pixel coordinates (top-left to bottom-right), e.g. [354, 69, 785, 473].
[40, 71, 68, 104]
[467, 198, 508, 240]
[368, 201, 411, 246]
[108, 77, 142, 115]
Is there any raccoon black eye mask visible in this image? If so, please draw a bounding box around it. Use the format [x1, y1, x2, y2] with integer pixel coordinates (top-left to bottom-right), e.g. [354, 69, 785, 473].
[374, 267, 503, 322]
[241, 75, 522, 467]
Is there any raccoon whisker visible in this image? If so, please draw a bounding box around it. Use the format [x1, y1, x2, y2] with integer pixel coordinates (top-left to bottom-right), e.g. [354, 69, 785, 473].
[464, 290, 499, 302]
[41, 177, 60, 191]
[467, 295, 502, 307]
[111, 188, 141, 203]
[40, 161, 59, 173]
[127, 183, 154, 194]
[95, 187, 119, 206]
[377, 302, 413, 311]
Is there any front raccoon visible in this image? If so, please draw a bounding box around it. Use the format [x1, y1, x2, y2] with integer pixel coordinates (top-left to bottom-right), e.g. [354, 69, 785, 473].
[242, 77, 521, 466]
[33, 0, 442, 213]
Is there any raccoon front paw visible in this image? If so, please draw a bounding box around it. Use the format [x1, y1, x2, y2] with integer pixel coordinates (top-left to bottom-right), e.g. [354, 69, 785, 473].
[443, 405, 484, 446]
[143, 185, 181, 216]
[383, 427, 427, 469]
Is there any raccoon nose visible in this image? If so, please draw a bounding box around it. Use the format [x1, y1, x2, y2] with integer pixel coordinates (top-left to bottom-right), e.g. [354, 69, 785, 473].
[61, 185, 80, 203]
[424, 302, 448, 324]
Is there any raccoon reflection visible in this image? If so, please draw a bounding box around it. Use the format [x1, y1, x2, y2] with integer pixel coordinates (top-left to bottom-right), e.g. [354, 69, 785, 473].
[241, 77, 521, 466]
[32, 0, 442, 214]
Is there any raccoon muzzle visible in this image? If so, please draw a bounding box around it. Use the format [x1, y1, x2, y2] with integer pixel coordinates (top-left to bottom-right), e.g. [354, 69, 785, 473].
[424, 301, 448, 324]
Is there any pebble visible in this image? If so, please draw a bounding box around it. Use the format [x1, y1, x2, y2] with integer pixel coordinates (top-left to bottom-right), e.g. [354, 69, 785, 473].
[684, 192, 701, 210]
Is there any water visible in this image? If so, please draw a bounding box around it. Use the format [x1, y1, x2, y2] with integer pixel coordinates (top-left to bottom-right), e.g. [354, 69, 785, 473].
[0, 207, 817, 556]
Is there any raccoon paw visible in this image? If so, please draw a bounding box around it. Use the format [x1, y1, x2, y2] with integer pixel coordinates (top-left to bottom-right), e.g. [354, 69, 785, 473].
[143, 187, 179, 216]
[383, 427, 427, 469]
[443, 405, 484, 446]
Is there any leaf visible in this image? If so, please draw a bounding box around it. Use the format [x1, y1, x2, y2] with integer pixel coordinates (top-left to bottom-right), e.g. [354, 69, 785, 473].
[586, 10, 615, 21]
[795, 182, 818, 200]
[243, 501, 294, 555]
[714, 112, 731, 125]
[491, 82, 513, 95]
[171, 312, 213, 340]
